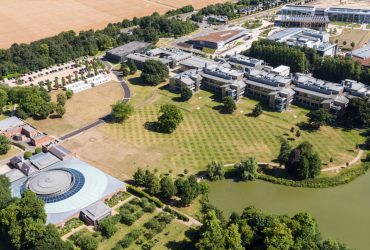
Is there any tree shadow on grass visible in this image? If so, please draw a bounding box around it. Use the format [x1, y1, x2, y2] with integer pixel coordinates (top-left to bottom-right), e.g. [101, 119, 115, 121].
[296, 121, 318, 133]
[165, 228, 198, 250]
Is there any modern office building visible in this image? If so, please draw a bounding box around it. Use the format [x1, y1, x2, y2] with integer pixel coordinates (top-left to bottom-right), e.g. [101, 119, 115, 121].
[267, 28, 338, 56]
[188, 29, 248, 50]
[105, 42, 151, 62]
[7, 155, 125, 225]
[350, 44, 370, 68]
[227, 54, 265, 72]
[342, 79, 370, 97]
[280, 5, 370, 23]
[275, 15, 330, 29]
[245, 66, 294, 111]
[169, 69, 203, 92]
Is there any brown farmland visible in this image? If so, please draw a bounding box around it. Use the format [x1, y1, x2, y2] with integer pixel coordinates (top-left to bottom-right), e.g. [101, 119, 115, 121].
[0, 0, 229, 49]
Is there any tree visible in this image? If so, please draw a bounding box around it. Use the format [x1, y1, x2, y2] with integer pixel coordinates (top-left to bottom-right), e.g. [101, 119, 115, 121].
[24, 151, 32, 159]
[120, 62, 129, 77]
[56, 104, 66, 118]
[196, 211, 225, 250]
[0, 175, 12, 210]
[181, 87, 192, 101]
[175, 177, 198, 206]
[222, 96, 236, 114]
[99, 218, 118, 238]
[56, 93, 66, 107]
[234, 156, 259, 181]
[111, 101, 134, 122]
[157, 104, 183, 133]
[0, 89, 8, 113]
[54, 77, 59, 89]
[252, 103, 263, 117]
[225, 224, 243, 250]
[342, 41, 347, 46]
[286, 141, 321, 180]
[34, 147, 42, 154]
[71, 232, 99, 250]
[321, 239, 351, 250]
[263, 219, 294, 250]
[141, 60, 169, 85]
[277, 138, 292, 165]
[307, 109, 332, 129]
[350, 42, 355, 50]
[133, 168, 146, 186]
[146, 172, 161, 195]
[160, 176, 177, 199]
[207, 161, 225, 181]
[127, 60, 137, 75]
[65, 90, 73, 99]
[0, 135, 10, 155]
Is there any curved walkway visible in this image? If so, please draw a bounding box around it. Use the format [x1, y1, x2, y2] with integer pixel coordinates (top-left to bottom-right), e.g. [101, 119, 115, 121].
[59, 70, 131, 141]
[224, 149, 365, 173]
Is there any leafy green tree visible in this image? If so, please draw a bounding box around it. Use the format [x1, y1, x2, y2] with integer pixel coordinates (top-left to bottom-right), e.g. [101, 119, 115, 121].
[0, 89, 8, 113]
[120, 62, 129, 77]
[56, 105, 66, 118]
[99, 218, 118, 238]
[111, 101, 134, 122]
[141, 60, 169, 85]
[0, 175, 12, 210]
[34, 147, 42, 154]
[207, 161, 225, 181]
[160, 176, 177, 199]
[307, 109, 332, 129]
[234, 156, 259, 181]
[222, 96, 236, 114]
[147, 173, 161, 195]
[56, 93, 66, 107]
[0, 135, 10, 155]
[175, 178, 198, 206]
[321, 239, 351, 250]
[263, 219, 294, 250]
[157, 104, 183, 133]
[252, 103, 263, 117]
[34, 224, 74, 250]
[133, 168, 146, 186]
[225, 224, 243, 250]
[286, 142, 321, 180]
[127, 60, 137, 75]
[24, 151, 32, 159]
[65, 90, 73, 99]
[71, 232, 99, 250]
[238, 219, 254, 248]
[277, 138, 292, 165]
[196, 211, 225, 250]
[181, 87, 193, 101]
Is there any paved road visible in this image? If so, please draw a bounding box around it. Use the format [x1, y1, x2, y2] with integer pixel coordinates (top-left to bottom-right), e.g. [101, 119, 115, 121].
[59, 70, 131, 141]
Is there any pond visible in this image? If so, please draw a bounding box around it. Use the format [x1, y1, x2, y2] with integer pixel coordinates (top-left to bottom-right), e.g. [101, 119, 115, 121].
[208, 172, 370, 250]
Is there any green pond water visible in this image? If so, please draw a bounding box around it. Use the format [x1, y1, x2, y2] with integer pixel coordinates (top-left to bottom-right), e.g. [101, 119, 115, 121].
[208, 173, 370, 250]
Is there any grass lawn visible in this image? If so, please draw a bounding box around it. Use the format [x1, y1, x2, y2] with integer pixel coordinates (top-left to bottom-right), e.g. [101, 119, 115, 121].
[27, 81, 123, 137]
[330, 29, 370, 50]
[152, 221, 195, 250]
[64, 79, 363, 180]
[0, 146, 22, 161]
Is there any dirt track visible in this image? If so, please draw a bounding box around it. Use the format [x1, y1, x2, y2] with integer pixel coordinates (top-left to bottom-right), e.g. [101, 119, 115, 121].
[0, 0, 228, 49]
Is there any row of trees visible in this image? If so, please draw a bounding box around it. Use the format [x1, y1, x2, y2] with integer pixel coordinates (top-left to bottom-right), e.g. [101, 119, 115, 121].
[196, 206, 350, 250]
[133, 169, 208, 206]
[247, 39, 370, 84]
[0, 11, 197, 78]
[0, 176, 73, 250]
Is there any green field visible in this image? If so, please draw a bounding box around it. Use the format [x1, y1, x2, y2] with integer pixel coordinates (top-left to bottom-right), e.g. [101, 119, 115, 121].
[99, 78, 363, 177]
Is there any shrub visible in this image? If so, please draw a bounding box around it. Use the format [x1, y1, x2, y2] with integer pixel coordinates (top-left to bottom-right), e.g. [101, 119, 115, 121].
[127, 185, 164, 208]
[99, 218, 118, 238]
[142, 202, 156, 213]
[163, 206, 189, 222]
[120, 212, 137, 226]
[119, 236, 134, 248]
[23, 151, 32, 159]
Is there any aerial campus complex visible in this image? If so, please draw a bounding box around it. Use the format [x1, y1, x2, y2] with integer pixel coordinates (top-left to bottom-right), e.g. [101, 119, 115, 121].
[1, 0, 370, 249]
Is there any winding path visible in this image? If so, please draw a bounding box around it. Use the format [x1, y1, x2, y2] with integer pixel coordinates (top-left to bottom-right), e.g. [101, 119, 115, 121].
[59, 70, 131, 141]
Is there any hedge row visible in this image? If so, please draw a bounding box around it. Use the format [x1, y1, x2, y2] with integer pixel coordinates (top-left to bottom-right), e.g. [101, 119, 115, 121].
[258, 164, 369, 188]
[163, 206, 189, 222]
[127, 184, 164, 208]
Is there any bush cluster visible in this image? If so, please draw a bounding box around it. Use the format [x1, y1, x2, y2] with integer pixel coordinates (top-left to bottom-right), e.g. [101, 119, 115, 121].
[127, 184, 164, 208]
[163, 206, 189, 222]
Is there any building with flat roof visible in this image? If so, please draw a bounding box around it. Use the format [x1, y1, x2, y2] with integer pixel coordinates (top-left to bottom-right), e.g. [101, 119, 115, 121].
[80, 200, 112, 229]
[227, 54, 265, 72]
[48, 144, 75, 160]
[127, 48, 192, 69]
[201, 64, 246, 100]
[105, 41, 151, 62]
[178, 56, 217, 71]
[268, 28, 337, 56]
[0, 117, 25, 138]
[245, 66, 294, 111]
[189, 29, 248, 50]
[29, 152, 61, 170]
[8, 156, 125, 225]
[280, 5, 370, 23]
[350, 44, 370, 68]
[342, 79, 370, 97]
[275, 15, 330, 29]
[169, 69, 202, 93]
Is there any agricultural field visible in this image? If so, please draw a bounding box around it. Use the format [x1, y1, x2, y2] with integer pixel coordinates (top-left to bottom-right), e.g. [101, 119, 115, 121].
[330, 29, 370, 50]
[28, 81, 123, 137]
[64, 78, 363, 180]
[0, 0, 229, 48]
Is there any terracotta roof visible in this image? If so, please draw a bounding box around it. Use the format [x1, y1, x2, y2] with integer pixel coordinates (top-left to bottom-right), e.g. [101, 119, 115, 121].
[191, 29, 246, 44]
